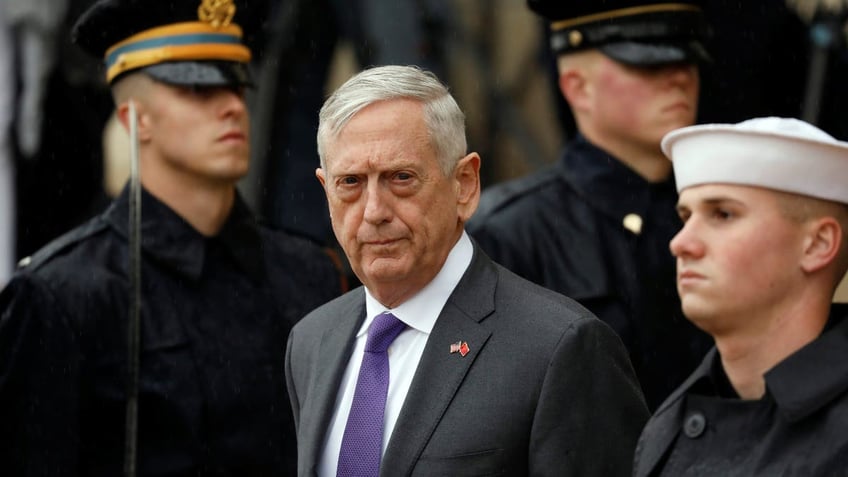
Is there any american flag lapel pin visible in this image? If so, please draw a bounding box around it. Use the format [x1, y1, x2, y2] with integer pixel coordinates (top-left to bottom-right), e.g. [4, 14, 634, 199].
[450, 341, 470, 357]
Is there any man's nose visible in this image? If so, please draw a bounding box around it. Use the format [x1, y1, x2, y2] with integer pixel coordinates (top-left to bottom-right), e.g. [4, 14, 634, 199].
[219, 87, 248, 118]
[363, 182, 392, 225]
[665, 63, 698, 87]
[669, 219, 704, 259]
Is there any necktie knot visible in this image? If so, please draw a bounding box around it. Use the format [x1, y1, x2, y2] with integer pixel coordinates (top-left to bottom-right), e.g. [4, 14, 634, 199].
[365, 312, 407, 353]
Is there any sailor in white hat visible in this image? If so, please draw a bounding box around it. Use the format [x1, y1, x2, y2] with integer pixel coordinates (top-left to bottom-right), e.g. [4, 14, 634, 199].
[634, 117, 848, 476]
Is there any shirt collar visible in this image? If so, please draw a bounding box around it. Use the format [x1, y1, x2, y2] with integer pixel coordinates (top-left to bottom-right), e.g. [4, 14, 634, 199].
[104, 185, 264, 282]
[360, 231, 474, 338]
[558, 134, 678, 222]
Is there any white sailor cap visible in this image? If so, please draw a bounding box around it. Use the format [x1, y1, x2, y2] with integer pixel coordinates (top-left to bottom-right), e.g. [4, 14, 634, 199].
[662, 117, 848, 204]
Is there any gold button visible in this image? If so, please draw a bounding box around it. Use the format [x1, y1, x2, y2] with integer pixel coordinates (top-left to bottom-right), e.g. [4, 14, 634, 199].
[569, 30, 583, 47]
[623, 213, 643, 235]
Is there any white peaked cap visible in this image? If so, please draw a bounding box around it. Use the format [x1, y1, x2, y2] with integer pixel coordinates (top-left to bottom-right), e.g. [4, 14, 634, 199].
[661, 117, 848, 204]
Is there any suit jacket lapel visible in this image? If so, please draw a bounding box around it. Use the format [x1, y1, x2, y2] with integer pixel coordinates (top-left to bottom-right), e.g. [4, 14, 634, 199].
[300, 292, 367, 475]
[381, 246, 497, 476]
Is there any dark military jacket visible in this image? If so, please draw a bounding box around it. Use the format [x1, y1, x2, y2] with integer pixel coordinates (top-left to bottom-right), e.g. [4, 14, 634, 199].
[634, 304, 848, 476]
[467, 135, 712, 410]
[0, 187, 341, 476]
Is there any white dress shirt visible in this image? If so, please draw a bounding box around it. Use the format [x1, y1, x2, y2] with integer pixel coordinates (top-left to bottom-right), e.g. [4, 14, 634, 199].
[318, 232, 473, 476]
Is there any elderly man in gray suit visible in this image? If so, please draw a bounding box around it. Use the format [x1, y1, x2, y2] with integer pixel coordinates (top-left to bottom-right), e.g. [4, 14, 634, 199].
[285, 64, 649, 477]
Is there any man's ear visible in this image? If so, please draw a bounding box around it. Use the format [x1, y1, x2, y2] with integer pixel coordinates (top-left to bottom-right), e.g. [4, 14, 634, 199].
[801, 217, 842, 274]
[316, 167, 327, 189]
[558, 66, 591, 113]
[455, 152, 481, 222]
[115, 100, 152, 142]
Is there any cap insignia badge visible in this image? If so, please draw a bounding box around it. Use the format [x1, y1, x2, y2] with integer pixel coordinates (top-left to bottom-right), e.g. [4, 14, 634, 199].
[198, 0, 236, 28]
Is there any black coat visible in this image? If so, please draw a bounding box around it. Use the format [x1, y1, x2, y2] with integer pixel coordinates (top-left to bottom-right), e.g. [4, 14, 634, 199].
[634, 304, 848, 476]
[467, 135, 712, 410]
[0, 187, 341, 476]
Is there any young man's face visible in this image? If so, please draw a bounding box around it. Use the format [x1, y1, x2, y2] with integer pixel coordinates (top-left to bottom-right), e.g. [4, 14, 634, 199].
[586, 55, 699, 153]
[670, 184, 808, 335]
[141, 81, 250, 184]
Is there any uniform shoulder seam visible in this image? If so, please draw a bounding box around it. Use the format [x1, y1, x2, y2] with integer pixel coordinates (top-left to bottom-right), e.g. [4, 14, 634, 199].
[475, 165, 562, 219]
[19, 217, 110, 272]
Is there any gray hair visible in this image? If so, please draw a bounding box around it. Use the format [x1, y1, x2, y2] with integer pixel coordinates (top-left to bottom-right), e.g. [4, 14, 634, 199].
[316, 65, 467, 175]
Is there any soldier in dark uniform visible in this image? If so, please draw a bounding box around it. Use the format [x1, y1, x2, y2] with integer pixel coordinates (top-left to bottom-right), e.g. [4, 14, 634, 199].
[466, 0, 714, 411]
[634, 117, 848, 476]
[0, 0, 341, 475]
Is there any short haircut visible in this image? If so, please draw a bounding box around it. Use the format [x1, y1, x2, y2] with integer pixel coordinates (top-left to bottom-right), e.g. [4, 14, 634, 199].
[110, 72, 154, 105]
[316, 65, 467, 176]
[556, 49, 599, 76]
[777, 192, 848, 282]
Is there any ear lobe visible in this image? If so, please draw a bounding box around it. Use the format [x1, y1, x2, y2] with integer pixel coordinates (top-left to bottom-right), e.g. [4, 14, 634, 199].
[801, 217, 842, 273]
[455, 152, 481, 222]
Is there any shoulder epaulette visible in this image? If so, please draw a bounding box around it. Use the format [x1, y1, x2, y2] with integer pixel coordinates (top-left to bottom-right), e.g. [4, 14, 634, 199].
[475, 164, 560, 220]
[17, 217, 110, 272]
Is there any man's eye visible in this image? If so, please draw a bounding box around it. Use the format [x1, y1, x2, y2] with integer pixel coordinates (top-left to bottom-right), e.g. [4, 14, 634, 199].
[394, 172, 412, 181]
[189, 86, 215, 97]
[187, 85, 244, 98]
[341, 176, 359, 185]
[713, 209, 733, 220]
[228, 85, 247, 97]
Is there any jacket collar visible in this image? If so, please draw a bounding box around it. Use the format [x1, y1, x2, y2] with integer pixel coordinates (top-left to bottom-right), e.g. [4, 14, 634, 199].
[765, 304, 848, 422]
[558, 134, 678, 223]
[637, 306, 848, 477]
[660, 304, 848, 419]
[104, 185, 265, 282]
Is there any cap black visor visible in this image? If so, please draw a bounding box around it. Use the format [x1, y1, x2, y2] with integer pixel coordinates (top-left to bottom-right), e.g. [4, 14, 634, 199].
[600, 40, 711, 67]
[141, 61, 252, 87]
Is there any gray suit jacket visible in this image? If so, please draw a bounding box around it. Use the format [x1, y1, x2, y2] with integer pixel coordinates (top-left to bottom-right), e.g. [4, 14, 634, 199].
[285, 245, 649, 476]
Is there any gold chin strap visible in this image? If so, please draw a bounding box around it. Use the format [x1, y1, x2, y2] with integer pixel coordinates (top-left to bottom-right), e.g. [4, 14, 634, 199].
[550, 3, 701, 31]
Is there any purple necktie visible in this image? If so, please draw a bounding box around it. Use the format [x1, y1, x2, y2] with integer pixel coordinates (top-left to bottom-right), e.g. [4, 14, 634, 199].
[337, 312, 407, 477]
